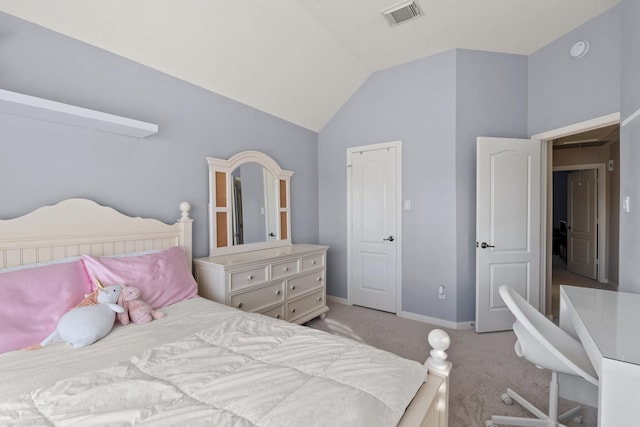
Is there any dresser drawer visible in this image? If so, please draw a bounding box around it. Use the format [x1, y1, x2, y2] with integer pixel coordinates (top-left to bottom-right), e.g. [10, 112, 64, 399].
[259, 304, 285, 320]
[229, 266, 268, 291]
[302, 253, 324, 271]
[230, 282, 284, 312]
[288, 290, 324, 322]
[271, 259, 299, 280]
[288, 270, 324, 298]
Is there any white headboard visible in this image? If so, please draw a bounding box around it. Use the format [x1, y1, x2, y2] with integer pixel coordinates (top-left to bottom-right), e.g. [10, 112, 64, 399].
[0, 199, 193, 270]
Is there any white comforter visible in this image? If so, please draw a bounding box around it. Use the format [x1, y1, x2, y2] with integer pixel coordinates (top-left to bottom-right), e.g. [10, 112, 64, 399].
[0, 298, 426, 426]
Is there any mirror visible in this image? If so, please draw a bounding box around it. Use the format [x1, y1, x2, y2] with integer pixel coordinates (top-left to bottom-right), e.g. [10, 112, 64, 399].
[207, 151, 293, 256]
[230, 163, 278, 245]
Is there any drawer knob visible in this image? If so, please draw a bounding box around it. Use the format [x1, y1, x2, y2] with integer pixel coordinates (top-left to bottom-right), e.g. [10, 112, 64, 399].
[283, 267, 289, 271]
[275, 314, 281, 319]
[317, 297, 322, 302]
[312, 260, 317, 264]
[276, 290, 281, 296]
[317, 277, 322, 282]
[291, 308, 296, 313]
[248, 275, 254, 280]
[237, 302, 243, 309]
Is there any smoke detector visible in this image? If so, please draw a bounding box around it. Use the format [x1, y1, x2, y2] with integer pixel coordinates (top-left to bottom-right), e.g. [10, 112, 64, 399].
[381, 1, 424, 27]
[570, 40, 590, 58]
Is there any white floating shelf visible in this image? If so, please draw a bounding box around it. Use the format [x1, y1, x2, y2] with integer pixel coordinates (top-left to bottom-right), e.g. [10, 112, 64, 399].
[0, 88, 158, 138]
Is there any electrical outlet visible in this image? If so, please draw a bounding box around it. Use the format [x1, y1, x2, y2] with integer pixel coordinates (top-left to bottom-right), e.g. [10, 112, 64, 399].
[438, 285, 446, 299]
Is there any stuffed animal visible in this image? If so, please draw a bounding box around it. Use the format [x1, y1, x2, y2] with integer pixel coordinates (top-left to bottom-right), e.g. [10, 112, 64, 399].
[117, 286, 165, 325]
[39, 283, 124, 349]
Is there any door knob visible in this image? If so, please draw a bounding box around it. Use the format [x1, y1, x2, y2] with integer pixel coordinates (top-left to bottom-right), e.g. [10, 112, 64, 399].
[479, 242, 495, 249]
[383, 236, 395, 242]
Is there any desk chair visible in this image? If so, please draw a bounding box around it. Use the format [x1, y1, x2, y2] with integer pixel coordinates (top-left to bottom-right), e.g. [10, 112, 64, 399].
[486, 285, 598, 427]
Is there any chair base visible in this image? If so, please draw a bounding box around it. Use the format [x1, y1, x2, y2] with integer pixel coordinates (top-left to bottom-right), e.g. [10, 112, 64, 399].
[486, 380, 583, 427]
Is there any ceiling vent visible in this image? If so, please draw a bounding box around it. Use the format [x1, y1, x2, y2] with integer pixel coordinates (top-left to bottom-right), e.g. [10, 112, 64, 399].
[381, 1, 424, 27]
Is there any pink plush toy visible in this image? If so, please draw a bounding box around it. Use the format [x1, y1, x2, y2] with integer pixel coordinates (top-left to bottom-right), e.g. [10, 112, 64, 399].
[117, 286, 165, 325]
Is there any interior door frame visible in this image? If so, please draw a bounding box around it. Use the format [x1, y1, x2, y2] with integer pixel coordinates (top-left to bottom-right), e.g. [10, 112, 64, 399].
[346, 140, 402, 313]
[554, 164, 607, 282]
[532, 112, 619, 315]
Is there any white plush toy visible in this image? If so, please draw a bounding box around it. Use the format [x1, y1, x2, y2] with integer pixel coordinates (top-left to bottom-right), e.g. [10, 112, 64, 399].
[40, 281, 124, 349]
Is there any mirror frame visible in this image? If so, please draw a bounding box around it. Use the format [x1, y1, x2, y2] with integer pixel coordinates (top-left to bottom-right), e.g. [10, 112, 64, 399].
[207, 151, 293, 256]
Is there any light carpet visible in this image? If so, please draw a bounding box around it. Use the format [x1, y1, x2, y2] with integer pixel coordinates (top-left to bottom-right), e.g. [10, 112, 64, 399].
[306, 301, 597, 427]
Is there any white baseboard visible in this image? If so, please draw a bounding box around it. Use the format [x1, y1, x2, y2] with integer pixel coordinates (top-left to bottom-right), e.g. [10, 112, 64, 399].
[326, 294, 473, 330]
[398, 311, 474, 330]
[326, 295, 348, 305]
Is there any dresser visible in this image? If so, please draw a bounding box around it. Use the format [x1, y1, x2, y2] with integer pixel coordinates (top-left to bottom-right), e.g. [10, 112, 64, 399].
[194, 244, 329, 324]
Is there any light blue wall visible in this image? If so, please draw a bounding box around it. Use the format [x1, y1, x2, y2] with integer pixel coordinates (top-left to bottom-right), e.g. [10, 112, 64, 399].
[527, 5, 621, 136]
[455, 50, 528, 321]
[318, 49, 528, 323]
[0, 12, 319, 258]
[621, 0, 640, 119]
[619, 0, 640, 293]
[319, 51, 458, 319]
[321, 4, 621, 323]
[527, 3, 640, 294]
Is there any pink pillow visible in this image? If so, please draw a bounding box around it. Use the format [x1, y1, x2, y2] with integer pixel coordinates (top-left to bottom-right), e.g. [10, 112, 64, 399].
[81, 246, 197, 310]
[0, 260, 92, 353]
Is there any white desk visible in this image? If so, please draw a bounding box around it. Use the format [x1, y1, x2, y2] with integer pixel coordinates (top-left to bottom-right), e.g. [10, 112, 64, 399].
[559, 285, 640, 426]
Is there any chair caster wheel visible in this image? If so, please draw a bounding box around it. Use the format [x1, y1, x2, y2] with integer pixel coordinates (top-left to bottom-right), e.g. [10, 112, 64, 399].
[572, 414, 583, 424]
[485, 421, 497, 427]
[500, 393, 513, 405]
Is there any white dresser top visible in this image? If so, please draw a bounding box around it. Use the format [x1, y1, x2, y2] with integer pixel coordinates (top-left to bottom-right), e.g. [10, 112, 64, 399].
[561, 285, 640, 367]
[195, 244, 328, 267]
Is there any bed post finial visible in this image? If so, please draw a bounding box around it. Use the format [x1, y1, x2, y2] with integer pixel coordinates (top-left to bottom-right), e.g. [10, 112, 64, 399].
[426, 328, 452, 375]
[425, 328, 451, 427]
[178, 202, 193, 265]
[179, 202, 191, 220]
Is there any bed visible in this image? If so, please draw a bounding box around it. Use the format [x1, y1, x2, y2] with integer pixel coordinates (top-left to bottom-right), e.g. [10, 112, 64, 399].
[0, 199, 451, 426]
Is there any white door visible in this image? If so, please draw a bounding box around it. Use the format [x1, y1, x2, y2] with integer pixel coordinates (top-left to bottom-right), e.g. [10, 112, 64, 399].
[476, 137, 542, 333]
[567, 169, 598, 279]
[349, 144, 399, 313]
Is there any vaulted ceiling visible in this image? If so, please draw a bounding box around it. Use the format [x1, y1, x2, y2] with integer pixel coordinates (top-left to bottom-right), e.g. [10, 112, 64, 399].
[0, 0, 620, 131]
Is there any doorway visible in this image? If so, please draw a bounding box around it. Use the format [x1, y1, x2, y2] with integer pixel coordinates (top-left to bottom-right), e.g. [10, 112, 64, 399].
[547, 123, 620, 320]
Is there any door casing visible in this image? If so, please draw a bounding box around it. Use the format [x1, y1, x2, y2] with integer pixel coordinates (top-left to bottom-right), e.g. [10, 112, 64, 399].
[346, 141, 402, 313]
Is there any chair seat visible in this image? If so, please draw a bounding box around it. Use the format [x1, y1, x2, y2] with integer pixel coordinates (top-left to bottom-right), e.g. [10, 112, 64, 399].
[513, 320, 597, 384]
[486, 285, 600, 427]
